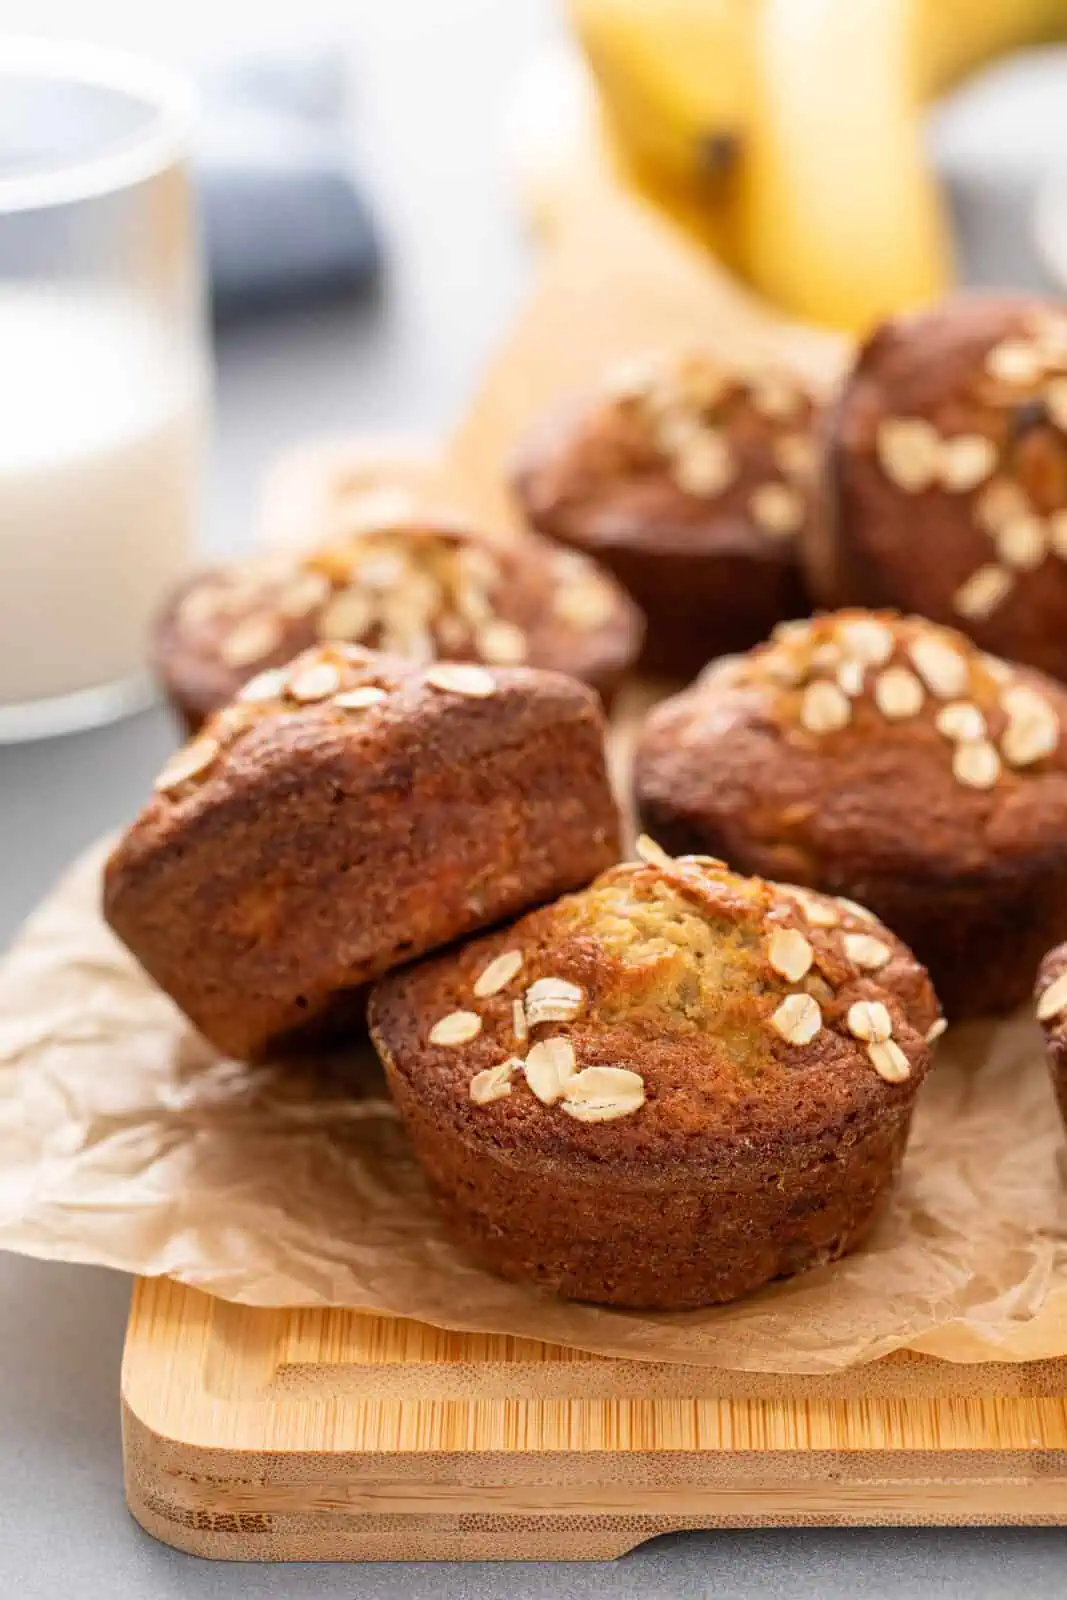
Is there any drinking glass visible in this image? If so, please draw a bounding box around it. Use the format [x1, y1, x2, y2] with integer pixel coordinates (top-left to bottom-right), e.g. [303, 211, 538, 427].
[0, 39, 209, 741]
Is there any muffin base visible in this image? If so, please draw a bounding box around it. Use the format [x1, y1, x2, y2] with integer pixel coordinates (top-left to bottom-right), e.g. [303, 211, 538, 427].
[377, 1043, 914, 1310]
[547, 533, 809, 679]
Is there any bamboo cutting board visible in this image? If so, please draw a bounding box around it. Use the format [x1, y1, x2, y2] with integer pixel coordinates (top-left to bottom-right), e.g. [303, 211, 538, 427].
[121, 186, 1065, 1560]
[122, 1277, 1067, 1561]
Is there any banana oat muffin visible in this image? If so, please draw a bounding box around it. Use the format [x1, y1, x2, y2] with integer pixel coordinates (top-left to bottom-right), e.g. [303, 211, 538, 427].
[153, 510, 643, 733]
[105, 645, 620, 1062]
[812, 294, 1067, 679]
[510, 348, 822, 676]
[1035, 946, 1067, 1129]
[636, 610, 1067, 1018]
[369, 840, 941, 1309]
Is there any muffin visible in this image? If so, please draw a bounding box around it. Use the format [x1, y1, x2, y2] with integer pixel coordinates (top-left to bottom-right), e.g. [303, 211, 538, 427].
[813, 293, 1067, 680]
[510, 347, 822, 676]
[635, 610, 1067, 1019]
[105, 645, 621, 1062]
[369, 840, 941, 1309]
[1035, 945, 1067, 1128]
[153, 510, 643, 734]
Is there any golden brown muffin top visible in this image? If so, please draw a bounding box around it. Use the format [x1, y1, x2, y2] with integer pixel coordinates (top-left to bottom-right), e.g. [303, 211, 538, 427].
[825, 295, 1067, 659]
[635, 610, 1067, 881]
[149, 642, 569, 803]
[154, 509, 642, 722]
[511, 347, 822, 557]
[369, 839, 941, 1174]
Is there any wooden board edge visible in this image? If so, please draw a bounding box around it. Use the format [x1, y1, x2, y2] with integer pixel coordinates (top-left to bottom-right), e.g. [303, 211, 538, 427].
[122, 1389, 1067, 1564]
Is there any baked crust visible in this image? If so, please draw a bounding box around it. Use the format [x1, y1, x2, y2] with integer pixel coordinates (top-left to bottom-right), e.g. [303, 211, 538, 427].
[105, 646, 621, 1061]
[153, 512, 643, 733]
[635, 611, 1067, 1018]
[369, 845, 940, 1309]
[511, 349, 821, 675]
[812, 294, 1067, 680]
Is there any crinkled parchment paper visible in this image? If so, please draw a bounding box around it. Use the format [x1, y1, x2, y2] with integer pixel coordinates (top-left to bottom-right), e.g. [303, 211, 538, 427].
[3, 839, 1067, 1374]
[4, 192, 1067, 1373]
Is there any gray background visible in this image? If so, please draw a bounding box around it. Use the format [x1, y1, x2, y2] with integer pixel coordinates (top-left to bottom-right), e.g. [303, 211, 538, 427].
[2, 1, 1067, 1592]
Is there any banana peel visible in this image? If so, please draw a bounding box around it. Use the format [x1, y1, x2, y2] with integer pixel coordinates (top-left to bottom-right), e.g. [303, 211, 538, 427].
[554, 0, 1067, 333]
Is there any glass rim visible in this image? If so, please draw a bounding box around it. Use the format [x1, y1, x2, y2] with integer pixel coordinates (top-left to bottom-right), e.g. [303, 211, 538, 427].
[0, 37, 194, 212]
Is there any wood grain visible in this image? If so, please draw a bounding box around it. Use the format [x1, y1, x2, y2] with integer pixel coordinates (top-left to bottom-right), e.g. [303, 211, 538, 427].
[123, 1277, 1067, 1561]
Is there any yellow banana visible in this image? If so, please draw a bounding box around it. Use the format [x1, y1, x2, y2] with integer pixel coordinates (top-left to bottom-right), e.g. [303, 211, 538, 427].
[569, 0, 1067, 333]
[737, 0, 950, 331]
[570, 0, 756, 187]
[908, 0, 1067, 98]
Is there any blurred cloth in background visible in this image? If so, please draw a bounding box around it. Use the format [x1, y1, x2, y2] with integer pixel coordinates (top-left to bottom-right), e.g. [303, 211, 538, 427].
[931, 46, 1067, 293]
[196, 48, 380, 319]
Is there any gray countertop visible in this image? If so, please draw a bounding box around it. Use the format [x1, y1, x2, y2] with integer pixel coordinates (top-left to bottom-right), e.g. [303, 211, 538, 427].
[3, 1, 1067, 1592]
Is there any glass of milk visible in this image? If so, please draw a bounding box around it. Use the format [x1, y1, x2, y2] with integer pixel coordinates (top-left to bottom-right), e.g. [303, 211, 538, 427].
[0, 40, 209, 740]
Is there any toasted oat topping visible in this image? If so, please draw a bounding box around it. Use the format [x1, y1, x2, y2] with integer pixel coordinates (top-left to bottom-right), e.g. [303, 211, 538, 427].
[1037, 969, 1067, 1022]
[238, 667, 290, 703]
[770, 992, 822, 1045]
[153, 645, 401, 795]
[524, 1037, 578, 1105]
[985, 338, 1046, 385]
[424, 662, 497, 698]
[843, 933, 893, 971]
[429, 1011, 483, 1047]
[469, 1060, 520, 1105]
[876, 418, 941, 492]
[333, 685, 388, 712]
[524, 976, 584, 1026]
[953, 563, 1015, 621]
[952, 739, 1001, 789]
[781, 885, 840, 927]
[287, 659, 343, 703]
[846, 1000, 892, 1042]
[870, 313, 1067, 615]
[220, 614, 285, 669]
[874, 666, 924, 720]
[767, 927, 814, 981]
[800, 679, 851, 734]
[560, 1065, 646, 1122]
[183, 515, 622, 681]
[909, 635, 969, 698]
[473, 949, 524, 999]
[939, 434, 998, 492]
[750, 482, 805, 537]
[154, 736, 220, 794]
[603, 348, 815, 535]
[867, 1038, 911, 1083]
[935, 701, 986, 742]
[734, 613, 1061, 791]
[635, 833, 673, 869]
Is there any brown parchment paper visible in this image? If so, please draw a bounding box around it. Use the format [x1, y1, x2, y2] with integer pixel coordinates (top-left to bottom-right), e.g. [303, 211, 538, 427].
[2, 837, 1067, 1373]
[3, 187, 1067, 1373]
